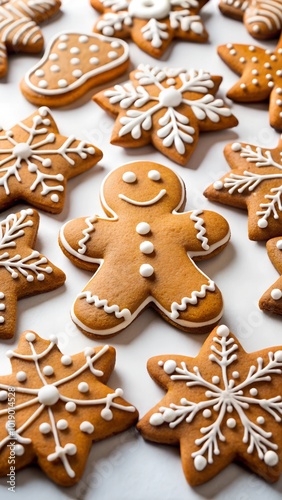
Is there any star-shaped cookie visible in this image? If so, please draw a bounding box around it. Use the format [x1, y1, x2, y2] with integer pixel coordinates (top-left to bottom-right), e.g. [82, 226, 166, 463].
[217, 38, 282, 129]
[91, 0, 209, 58]
[0, 106, 102, 213]
[259, 236, 282, 314]
[204, 136, 282, 240]
[93, 64, 238, 166]
[0, 331, 138, 486]
[137, 324, 282, 486]
[0, 208, 65, 339]
[0, 0, 61, 78]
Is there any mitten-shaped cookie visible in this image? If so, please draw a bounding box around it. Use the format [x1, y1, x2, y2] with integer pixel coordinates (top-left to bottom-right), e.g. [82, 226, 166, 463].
[59, 161, 230, 338]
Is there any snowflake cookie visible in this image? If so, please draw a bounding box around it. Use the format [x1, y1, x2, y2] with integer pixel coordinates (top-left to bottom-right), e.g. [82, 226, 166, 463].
[91, 0, 210, 58]
[59, 161, 230, 338]
[259, 236, 282, 314]
[137, 324, 282, 486]
[0, 106, 102, 213]
[0, 208, 65, 339]
[218, 39, 282, 130]
[0, 330, 138, 486]
[0, 0, 61, 78]
[93, 64, 238, 166]
[204, 136, 282, 240]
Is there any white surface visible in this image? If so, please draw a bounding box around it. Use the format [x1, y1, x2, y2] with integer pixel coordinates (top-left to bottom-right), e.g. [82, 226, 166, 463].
[0, 0, 282, 499]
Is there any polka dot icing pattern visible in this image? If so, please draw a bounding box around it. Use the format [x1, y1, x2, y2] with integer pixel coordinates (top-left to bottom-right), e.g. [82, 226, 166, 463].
[137, 324, 282, 485]
[21, 32, 130, 107]
[259, 236, 282, 315]
[0, 331, 138, 486]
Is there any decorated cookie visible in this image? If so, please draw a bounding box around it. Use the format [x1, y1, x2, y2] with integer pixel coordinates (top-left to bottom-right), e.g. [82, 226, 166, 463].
[0, 106, 102, 213]
[93, 64, 238, 166]
[217, 39, 282, 129]
[259, 236, 282, 314]
[219, 0, 248, 21]
[20, 32, 130, 107]
[137, 324, 282, 486]
[0, 0, 61, 78]
[0, 331, 138, 486]
[0, 209, 65, 339]
[204, 137, 282, 240]
[91, 0, 209, 58]
[59, 161, 230, 338]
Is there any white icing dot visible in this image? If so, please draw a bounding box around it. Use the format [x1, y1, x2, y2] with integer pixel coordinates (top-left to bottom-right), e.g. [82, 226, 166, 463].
[38, 385, 60, 406]
[239, 57, 246, 63]
[276, 88, 282, 94]
[35, 69, 45, 77]
[140, 264, 154, 277]
[39, 422, 51, 434]
[57, 419, 68, 430]
[166, 78, 176, 86]
[274, 350, 282, 362]
[140, 241, 154, 254]
[51, 194, 59, 203]
[58, 42, 67, 50]
[271, 289, 282, 300]
[252, 79, 259, 85]
[227, 418, 236, 428]
[264, 63, 271, 68]
[249, 45, 255, 51]
[65, 402, 77, 412]
[122, 171, 136, 183]
[264, 450, 279, 467]
[39, 80, 48, 88]
[16, 371, 27, 382]
[79, 35, 89, 43]
[65, 443, 77, 456]
[49, 53, 59, 61]
[80, 421, 94, 434]
[50, 64, 60, 73]
[15, 444, 25, 456]
[43, 365, 54, 376]
[150, 413, 164, 426]
[158, 361, 164, 366]
[276, 99, 282, 106]
[217, 325, 230, 337]
[232, 371, 240, 379]
[257, 416, 265, 425]
[73, 69, 83, 78]
[194, 455, 207, 471]
[231, 142, 242, 152]
[252, 69, 258, 76]
[277, 70, 282, 77]
[163, 360, 177, 374]
[0, 304, 4, 311]
[0, 292, 4, 299]
[0, 316, 4, 324]
[89, 44, 99, 52]
[212, 376, 220, 384]
[70, 46, 80, 54]
[90, 57, 99, 65]
[251, 57, 258, 63]
[61, 355, 72, 366]
[203, 409, 211, 418]
[136, 222, 151, 235]
[59, 34, 69, 42]
[271, 55, 277, 61]
[240, 83, 246, 89]
[78, 382, 89, 393]
[101, 408, 113, 421]
[25, 332, 36, 342]
[148, 170, 161, 181]
[0, 390, 8, 401]
[250, 388, 258, 396]
[163, 408, 176, 423]
[58, 79, 68, 88]
[71, 57, 80, 65]
[258, 219, 268, 228]
[268, 82, 274, 88]
[111, 41, 120, 49]
[230, 49, 236, 56]
[108, 51, 118, 59]
[49, 334, 58, 344]
[213, 180, 223, 190]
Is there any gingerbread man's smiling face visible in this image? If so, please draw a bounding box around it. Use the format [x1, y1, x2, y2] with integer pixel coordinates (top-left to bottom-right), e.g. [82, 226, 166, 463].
[101, 162, 185, 215]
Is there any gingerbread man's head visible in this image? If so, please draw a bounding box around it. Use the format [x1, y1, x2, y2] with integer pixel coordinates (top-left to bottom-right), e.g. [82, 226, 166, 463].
[101, 162, 185, 216]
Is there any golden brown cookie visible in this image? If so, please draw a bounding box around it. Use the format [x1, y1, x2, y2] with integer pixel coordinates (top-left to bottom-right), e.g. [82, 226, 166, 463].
[0, 0, 61, 78]
[204, 137, 282, 240]
[0, 208, 65, 339]
[20, 32, 130, 107]
[137, 324, 282, 486]
[0, 106, 102, 213]
[91, 0, 209, 58]
[59, 161, 230, 338]
[93, 64, 238, 166]
[219, 0, 248, 21]
[259, 236, 282, 313]
[0, 330, 138, 486]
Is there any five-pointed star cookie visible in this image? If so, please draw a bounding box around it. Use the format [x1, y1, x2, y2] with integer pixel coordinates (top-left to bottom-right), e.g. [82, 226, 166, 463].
[259, 236, 282, 314]
[0, 106, 102, 213]
[0, 208, 65, 339]
[204, 136, 282, 240]
[91, 0, 209, 58]
[0, 0, 61, 78]
[93, 64, 238, 166]
[137, 324, 282, 486]
[217, 38, 282, 129]
[0, 330, 138, 486]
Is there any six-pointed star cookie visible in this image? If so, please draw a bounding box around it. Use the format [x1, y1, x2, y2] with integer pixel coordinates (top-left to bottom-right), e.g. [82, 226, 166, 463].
[217, 39, 282, 129]
[0, 208, 65, 339]
[91, 0, 209, 58]
[204, 136, 282, 240]
[0, 106, 102, 213]
[259, 236, 282, 314]
[0, 331, 138, 486]
[0, 0, 61, 78]
[93, 64, 238, 166]
[137, 324, 282, 486]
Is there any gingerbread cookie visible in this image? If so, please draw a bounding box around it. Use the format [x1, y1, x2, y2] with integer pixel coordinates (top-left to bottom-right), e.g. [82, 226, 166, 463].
[219, 0, 248, 21]
[0, 0, 61, 78]
[59, 161, 230, 338]
[20, 32, 130, 107]
[0, 106, 102, 213]
[259, 236, 282, 314]
[93, 64, 238, 166]
[137, 324, 282, 486]
[204, 137, 282, 240]
[217, 39, 282, 129]
[0, 330, 138, 486]
[91, 0, 209, 58]
[0, 209, 65, 339]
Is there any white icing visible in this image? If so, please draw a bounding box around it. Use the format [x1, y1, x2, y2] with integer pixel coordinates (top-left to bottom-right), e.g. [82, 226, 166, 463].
[15, 444, 25, 456]
[136, 222, 151, 235]
[148, 169, 161, 181]
[0, 390, 8, 401]
[122, 171, 137, 183]
[139, 263, 154, 277]
[80, 421, 94, 434]
[245, 0, 282, 36]
[38, 385, 60, 406]
[43, 365, 54, 376]
[57, 419, 68, 430]
[119, 189, 167, 206]
[25, 332, 36, 342]
[65, 402, 76, 413]
[16, 371, 27, 382]
[163, 360, 177, 375]
[39, 422, 51, 434]
[78, 382, 89, 393]
[271, 288, 282, 300]
[190, 210, 209, 251]
[128, 0, 170, 19]
[140, 241, 154, 254]
[61, 355, 72, 366]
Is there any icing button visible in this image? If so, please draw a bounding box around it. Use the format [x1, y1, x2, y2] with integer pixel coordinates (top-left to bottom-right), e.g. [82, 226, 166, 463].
[140, 241, 154, 254]
[271, 288, 282, 301]
[140, 264, 154, 277]
[136, 222, 151, 235]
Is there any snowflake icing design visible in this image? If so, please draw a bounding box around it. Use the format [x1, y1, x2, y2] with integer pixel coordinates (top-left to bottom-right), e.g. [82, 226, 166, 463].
[94, 64, 237, 165]
[0, 331, 138, 485]
[138, 325, 282, 485]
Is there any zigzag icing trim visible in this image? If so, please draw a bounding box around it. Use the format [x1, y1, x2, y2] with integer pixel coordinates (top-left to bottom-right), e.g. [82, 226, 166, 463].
[78, 216, 97, 255]
[190, 209, 210, 251]
[78, 291, 131, 321]
[170, 279, 215, 320]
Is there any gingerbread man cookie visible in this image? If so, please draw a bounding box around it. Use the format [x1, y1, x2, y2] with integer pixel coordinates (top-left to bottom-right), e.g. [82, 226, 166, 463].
[217, 38, 282, 129]
[0, 106, 102, 213]
[93, 64, 238, 166]
[91, 0, 209, 58]
[59, 161, 230, 338]
[0, 330, 138, 486]
[259, 236, 282, 314]
[137, 324, 282, 486]
[204, 136, 282, 240]
[0, 209, 65, 339]
[0, 0, 61, 78]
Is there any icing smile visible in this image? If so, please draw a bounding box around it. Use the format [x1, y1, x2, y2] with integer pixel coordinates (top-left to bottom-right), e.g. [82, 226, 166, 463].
[118, 189, 167, 206]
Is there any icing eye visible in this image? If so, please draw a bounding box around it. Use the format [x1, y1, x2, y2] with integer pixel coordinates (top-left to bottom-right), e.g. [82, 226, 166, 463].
[148, 170, 161, 181]
[122, 171, 137, 183]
